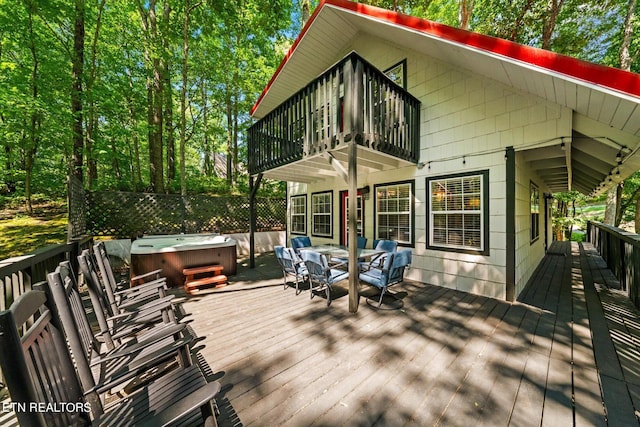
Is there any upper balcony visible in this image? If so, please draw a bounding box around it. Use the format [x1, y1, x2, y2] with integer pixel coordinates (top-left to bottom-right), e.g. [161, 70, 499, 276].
[248, 52, 420, 183]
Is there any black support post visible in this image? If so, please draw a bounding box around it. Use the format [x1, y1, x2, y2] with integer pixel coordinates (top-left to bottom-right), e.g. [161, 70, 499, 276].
[506, 146, 516, 301]
[249, 173, 263, 269]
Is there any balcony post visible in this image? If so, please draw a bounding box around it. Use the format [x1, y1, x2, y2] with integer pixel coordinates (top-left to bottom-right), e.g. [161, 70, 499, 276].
[348, 55, 364, 313]
[249, 173, 263, 269]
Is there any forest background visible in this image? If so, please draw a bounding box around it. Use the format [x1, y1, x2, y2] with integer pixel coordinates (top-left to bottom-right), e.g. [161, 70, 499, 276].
[0, 0, 639, 258]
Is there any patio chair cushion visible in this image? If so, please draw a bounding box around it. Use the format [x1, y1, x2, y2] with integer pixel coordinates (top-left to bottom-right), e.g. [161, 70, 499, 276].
[275, 246, 308, 275]
[291, 236, 312, 252]
[375, 239, 397, 253]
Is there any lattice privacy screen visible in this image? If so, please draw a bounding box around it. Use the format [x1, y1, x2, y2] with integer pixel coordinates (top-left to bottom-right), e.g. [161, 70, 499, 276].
[83, 191, 286, 238]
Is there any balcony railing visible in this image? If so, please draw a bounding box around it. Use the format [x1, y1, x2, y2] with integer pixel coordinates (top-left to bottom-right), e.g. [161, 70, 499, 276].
[248, 52, 420, 176]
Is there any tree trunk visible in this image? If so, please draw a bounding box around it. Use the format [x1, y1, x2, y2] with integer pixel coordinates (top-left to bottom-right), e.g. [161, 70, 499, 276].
[619, 0, 636, 71]
[301, 0, 311, 28]
[509, 0, 534, 41]
[86, 117, 98, 188]
[201, 79, 212, 176]
[164, 0, 174, 187]
[125, 56, 142, 190]
[25, 4, 40, 214]
[137, 0, 165, 193]
[615, 183, 624, 226]
[459, 0, 474, 30]
[84, 0, 104, 190]
[233, 98, 239, 184]
[71, 0, 85, 183]
[603, 187, 617, 225]
[165, 62, 175, 185]
[226, 93, 233, 185]
[180, 0, 198, 195]
[635, 196, 640, 233]
[541, 0, 564, 50]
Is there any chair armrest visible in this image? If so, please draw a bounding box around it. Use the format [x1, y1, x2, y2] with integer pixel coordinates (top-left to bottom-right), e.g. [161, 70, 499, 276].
[118, 295, 176, 312]
[131, 268, 163, 284]
[95, 323, 187, 363]
[115, 277, 166, 295]
[93, 336, 194, 393]
[328, 260, 348, 271]
[139, 381, 222, 427]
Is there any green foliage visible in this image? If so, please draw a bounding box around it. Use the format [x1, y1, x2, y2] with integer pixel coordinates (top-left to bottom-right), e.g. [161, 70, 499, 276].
[0, 0, 638, 203]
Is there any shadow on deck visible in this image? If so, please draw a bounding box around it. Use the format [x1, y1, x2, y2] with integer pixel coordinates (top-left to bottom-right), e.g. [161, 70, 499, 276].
[174, 241, 640, 426]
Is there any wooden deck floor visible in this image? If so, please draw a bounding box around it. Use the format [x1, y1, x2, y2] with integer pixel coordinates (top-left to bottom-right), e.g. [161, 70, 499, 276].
[2, 241, 639, 426]
[179, 241, 640, 426]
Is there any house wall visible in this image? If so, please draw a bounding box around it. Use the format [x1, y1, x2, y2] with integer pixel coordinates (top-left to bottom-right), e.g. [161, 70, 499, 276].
[514, 153, 552, 297]
[286, 34, 570, 300]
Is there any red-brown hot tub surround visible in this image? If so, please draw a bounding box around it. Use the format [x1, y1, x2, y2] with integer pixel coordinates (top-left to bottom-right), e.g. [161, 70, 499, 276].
[130, 234, 237, 288]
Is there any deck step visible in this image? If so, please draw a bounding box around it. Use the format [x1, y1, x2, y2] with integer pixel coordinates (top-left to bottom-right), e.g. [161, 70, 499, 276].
[183, 265, 224, 276]
[184, 271, 227, 295]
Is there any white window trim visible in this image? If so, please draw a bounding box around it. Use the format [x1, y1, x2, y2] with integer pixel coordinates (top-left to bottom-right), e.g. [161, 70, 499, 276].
[290, 194, 306, 235]
[375, 181, 414, 246]
[428, 171, 488, 253]
[311, 191, 333, 237]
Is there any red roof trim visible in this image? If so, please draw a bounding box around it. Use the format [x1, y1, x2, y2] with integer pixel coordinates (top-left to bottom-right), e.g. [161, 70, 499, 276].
[251, 0, 640, 116]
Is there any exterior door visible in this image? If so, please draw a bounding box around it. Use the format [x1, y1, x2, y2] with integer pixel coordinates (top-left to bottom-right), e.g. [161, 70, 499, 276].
[340, 190, 364, 246]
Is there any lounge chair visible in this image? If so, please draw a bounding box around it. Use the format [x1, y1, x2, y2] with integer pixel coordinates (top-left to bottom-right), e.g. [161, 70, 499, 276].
[0, 288, 221, 427]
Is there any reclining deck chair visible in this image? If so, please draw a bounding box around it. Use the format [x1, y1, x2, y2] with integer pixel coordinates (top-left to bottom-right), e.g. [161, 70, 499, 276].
[0, 289, 220, 427]
[78, 250, 179, 345]
[44, 265, 196, 402]
[93, 241, 168, 314]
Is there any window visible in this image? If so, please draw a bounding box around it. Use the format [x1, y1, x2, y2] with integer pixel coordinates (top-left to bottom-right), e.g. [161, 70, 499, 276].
[311, 191, 332, 237]
[290, 195, 306, 235]
[427, 171, 489, 254]
[530, 182, 540, 243]
[384, 59, 407, 89]
[375, 181, 414, 246]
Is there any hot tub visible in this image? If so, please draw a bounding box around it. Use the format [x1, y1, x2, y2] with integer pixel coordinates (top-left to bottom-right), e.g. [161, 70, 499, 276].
[130, 234, 237, 288]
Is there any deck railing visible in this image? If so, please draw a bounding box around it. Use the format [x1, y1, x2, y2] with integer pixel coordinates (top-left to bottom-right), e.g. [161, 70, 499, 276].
[0, 236, 92, 391]
[587, 221, 640, 308]
[248, 52, 420, 175]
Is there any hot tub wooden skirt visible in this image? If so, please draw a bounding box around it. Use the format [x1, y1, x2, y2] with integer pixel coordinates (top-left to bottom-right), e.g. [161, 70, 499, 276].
[131, 244, 237, 288]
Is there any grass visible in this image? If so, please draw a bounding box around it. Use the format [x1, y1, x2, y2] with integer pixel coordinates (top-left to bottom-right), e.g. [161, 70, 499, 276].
[0, 206, 68, 261]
